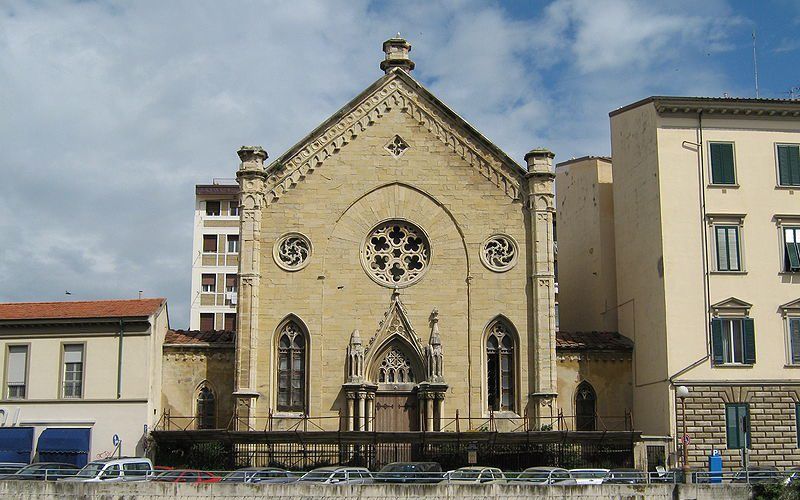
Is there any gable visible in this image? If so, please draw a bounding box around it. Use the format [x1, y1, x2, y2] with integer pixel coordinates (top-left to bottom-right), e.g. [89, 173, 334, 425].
[263, 71, 526, 206]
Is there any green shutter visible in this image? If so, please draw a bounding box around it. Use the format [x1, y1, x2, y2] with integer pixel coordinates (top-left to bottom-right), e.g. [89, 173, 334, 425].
[712, 319, 724, 365]
[743, 318, 756, 365]
[723, 144, 736, 184]
[791, 146, 800, 186]
[788, 241, 800, 271]
[710, 143, 735, 185]
[778, 145, 800, 186]
[792, 319, 800, 365]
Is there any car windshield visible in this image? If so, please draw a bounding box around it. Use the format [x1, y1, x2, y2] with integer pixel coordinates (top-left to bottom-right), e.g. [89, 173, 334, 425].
[221, 471, 252, 482]
[381, 464, 417, 473]
[155, 471, 184, 479]
[519, 471, 550, 480]
[571, 470, 607, 479]
[299, 471, 334, 482]
[450, 470, 481, 480]
[16, 464, 49, 474]
[76, 463, 105, 478]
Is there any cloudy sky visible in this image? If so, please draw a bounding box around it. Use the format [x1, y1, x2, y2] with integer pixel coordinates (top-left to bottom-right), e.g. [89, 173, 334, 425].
[1, 0, 798, 328]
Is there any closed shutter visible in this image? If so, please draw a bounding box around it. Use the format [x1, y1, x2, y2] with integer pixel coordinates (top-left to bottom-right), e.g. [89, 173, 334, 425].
[226, 274, 237, 288]
[778, 145, 800, 186]
[711, 143, 735, 184]
[711, 319, 724, 365]
[203, 235, 217, 253]
[200, 314, 214, 332]
[224, 314, 237, 331]
[743, 318, 756, 365]
[201, 274, 215, 289]
[791, 319, 800, 364]
[7, 346, 27, 385]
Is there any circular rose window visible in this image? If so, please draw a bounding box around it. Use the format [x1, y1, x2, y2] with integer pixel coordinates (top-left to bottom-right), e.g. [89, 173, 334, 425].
[480, 234, 518, 272]
[361, 220, 431, 288]
[273, 232, 312, 271]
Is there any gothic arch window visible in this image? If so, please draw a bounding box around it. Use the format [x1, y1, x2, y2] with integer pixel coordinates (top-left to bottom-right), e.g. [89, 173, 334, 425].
[277, 319, 307, 412]
[195, 384, 216, 430]
[486, 319, 516, 412]
[575, 381, 597, 431]
[378, 347, 416, 384]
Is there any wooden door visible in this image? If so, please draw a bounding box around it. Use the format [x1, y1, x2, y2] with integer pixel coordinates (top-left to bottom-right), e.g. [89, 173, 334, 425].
[375, 392, 419, 431]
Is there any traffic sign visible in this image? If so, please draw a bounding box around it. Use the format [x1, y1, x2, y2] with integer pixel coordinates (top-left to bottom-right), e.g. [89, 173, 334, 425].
[682, 434, 690, 445]
[112, 434, 120, 446]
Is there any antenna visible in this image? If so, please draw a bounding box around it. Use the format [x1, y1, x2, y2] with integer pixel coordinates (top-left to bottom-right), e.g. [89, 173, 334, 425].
[752, 31, 759, 98]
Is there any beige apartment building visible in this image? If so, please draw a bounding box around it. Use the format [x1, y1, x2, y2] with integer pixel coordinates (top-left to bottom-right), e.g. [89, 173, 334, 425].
[190, 181, 240, 331]
[558, 96, 800, 470]
[0, 299, 168, 465]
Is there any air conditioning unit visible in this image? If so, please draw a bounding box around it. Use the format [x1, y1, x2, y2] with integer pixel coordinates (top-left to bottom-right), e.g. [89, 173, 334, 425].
[226, 292, 238, 305]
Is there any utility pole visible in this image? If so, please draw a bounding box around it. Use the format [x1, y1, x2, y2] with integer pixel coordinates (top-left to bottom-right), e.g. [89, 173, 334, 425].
[752, 31, 760, 98]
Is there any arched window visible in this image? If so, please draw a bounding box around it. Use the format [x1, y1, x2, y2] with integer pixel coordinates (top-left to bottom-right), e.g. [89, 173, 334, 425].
[277, 320, 306, 412]
[575, 381, 597, 431]
[196, 385, 216, 430]
[486, 320, 515, 412]
[378, 347, 415, 383]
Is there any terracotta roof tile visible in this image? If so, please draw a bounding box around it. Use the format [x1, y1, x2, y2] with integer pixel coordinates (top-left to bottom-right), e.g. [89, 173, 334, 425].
[0, 299, 165, 321]
[165, 330, 235, 345]
[556, 331, 633, 351]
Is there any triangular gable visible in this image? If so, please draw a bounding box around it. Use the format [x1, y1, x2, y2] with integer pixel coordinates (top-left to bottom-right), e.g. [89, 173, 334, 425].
[780, 298, 800, 314]
[364, 292, 424, 362]
[262, 69, 526, 206]
[710, 297, 753, 315]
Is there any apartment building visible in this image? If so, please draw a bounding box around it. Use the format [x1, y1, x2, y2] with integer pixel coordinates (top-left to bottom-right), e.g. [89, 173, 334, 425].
[558, 96, 800, 470]
[0, 299, 168, 465]
[190, 181, 240, 331]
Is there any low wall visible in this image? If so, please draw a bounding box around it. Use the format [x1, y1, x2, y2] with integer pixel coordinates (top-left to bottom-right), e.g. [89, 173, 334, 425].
[0, 481, 752, 499]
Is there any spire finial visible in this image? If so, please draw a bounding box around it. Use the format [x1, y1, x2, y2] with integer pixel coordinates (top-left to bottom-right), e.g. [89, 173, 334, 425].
[381, 35, 415, 74]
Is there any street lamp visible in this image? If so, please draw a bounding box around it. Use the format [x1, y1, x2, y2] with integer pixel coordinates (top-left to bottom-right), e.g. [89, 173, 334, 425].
[676, 385, 690, 483]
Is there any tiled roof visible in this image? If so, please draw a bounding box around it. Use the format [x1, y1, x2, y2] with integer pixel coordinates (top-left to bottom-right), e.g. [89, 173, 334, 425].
[0, 299, 165, 321]
[556, 331, 633, 351]
[165, 330, 235, 345]
[196, 184, 239, 195]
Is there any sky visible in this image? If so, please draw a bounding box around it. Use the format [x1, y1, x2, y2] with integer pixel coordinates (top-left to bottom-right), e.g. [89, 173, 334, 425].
[1, 0, 799, 329]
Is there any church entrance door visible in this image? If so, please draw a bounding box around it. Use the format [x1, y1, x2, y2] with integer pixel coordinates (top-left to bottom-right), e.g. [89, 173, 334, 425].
[375, 392, 419, 431]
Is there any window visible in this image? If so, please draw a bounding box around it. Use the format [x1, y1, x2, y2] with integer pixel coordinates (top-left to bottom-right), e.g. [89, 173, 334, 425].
[777, 144, 800, 187]
[5, 345, 28, 399]
[796, 404, 800, 447]
[229, 201, 239, 216]
[711, 318, 755, 365]
[226, 235, 239, 254]
[196, 385, 216, 430]
[784, 227, 800, 272]
[789, 317, 800, 365]
[201, 274, 216, 293]
[575, 381, 597, 431]
[486, 320, 515, 412]
[205, 201, 220, 216]
[714, 225, 741, 271]
[277, 319, 307, 412]
[199, 313, 214, 332]
[725, 403, 750, 449]
[224, 313, 237, 332]
[710, 142, 736, 185]
[62, 344, 84, 398]
[202, 234, 217, 253]
[225, 274, 237, 293]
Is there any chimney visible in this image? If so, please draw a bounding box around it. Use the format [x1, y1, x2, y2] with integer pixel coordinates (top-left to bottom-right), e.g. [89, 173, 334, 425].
[380, 34, 415, 74]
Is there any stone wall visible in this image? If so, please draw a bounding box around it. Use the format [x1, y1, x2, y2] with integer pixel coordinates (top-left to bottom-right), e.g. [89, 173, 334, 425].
[678, 384, 800, 470]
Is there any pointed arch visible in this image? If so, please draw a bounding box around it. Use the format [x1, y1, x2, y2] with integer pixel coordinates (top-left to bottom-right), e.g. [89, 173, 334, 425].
[575, 380, 597, 431]
[274, 314, 309, 412]
[484, 315, 519, 413]
[194, 380, 217, 430]
[368, 338, 425, 387]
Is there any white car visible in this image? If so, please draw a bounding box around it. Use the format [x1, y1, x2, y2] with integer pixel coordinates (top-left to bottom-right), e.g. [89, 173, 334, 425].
[298, 466, 373, 484]
[60, 457, 153, 482]
[447, 466, 506, 484]
[569, 468, 609, 485]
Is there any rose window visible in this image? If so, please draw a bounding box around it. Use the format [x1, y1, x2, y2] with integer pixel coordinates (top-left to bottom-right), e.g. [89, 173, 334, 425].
[480, 234, 518, 272]
[273, 233, 312, 271]
[362, 221, 430, 287]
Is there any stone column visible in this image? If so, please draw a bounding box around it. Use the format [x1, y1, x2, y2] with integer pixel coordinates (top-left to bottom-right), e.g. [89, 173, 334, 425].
[233, 146, 268, 430]
[524, 148, 558, 429]
[426, 394, 434, 432]
[345, 393, 355, 431]
[357, 392, 366, 431]
[366, 393, 375, 431]
[434, 392, 445, 432]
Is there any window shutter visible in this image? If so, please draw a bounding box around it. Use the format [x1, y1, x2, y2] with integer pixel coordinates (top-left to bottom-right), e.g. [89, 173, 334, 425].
[6, 347, 27, 385]
[787, 241, 800, 271]
[201, 274, 215, 286]
[711, 319, 724, 365]
[791, 319, 800, 364]
[226, 274, 237, 288]
[743, 318, 756, 365]
[725, 404, 738, 448]
[790, 146, 800, 186]
[203, 235, 217, 253]
[722, 144, 735, 184]
[710, 143, 724, 184]
[780, 145, 800, 186]
[63, 345, 83, 364]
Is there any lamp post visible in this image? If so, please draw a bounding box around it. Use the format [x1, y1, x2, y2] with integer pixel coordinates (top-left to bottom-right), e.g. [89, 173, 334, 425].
[676, 385, 690, 483]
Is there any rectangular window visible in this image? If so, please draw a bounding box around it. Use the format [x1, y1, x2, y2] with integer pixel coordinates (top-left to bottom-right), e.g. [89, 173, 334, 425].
[725, 403, 750, 449]
[715, 225, 741, 271]
[226, 235, 239, 254]
[62, 344, 84, 398]
[777, 144, 800, 187]
[201, 274, 216, 293]
[200, 313, 214, 332]
[225, 274, 237, 293]
[6, 345, 28, 399]
[789, 318, 800, 365]
[202, 234, 217, 253]
[710, 142, 736, 185]
[224, 313, 237, 331]
[784, 227, 800, 273]
[711, 318, 756, 365]
[229, 201, 239, 216]
[205, 201, 220, 216]
[797, 404, 800, 447]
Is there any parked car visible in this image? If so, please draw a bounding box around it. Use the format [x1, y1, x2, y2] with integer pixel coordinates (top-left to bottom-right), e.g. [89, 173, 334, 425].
[603, 468, 647, 484]
[298, 466, 373, 485]
[784, 467, 800, 485]
[732, 466, 780, 484]
[510, 467, 574, 485]
[153, 470, 220, 483]
[447, 466, 506, 484]
[0, 462, 80, 481]
[60, 457, 153, 482]
[220, 467, 296, 484]
[374, 462, 443, 484]
[0, 464, 26, 475]
[569, 468, 609, 485]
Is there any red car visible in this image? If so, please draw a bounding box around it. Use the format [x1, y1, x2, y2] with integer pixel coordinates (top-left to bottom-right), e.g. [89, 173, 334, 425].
[153, 469, 220, 483]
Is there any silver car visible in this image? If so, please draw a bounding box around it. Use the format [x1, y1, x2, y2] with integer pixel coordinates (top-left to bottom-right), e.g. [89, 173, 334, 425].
[447, 466, 506, 484]
[298, 466, 373, 484]
[512, 467, 575, 485]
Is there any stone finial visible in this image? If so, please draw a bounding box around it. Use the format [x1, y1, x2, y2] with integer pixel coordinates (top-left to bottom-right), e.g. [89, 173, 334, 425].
[429, 308, 441, 346]
[347, 329, 365, 383]
[380, 34, 415, 74]
[524, 148, 555, 174]
[426, 309, 444, 383]
[237, 146, 268, 171]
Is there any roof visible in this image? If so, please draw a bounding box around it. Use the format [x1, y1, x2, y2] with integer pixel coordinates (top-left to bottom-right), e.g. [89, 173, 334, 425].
[165, 329, 234, 345]
[556, 156, 612, 168]
[196, 184, 239, 196]
[0, 299, 165, 321]
[556, 331, 633, 351]
[609, 95, 800, 118]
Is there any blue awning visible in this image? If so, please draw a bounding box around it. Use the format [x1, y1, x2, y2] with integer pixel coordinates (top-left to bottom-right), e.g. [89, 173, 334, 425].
[36, 428, 91, 467]
[0, 427, 33, 464]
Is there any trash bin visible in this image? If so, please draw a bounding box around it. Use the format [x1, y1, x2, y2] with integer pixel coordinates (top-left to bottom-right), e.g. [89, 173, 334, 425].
[708, 453, 722, 483]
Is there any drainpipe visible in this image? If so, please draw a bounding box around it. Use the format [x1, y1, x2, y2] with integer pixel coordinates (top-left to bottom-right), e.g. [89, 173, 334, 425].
[117, 319, 124, 399]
